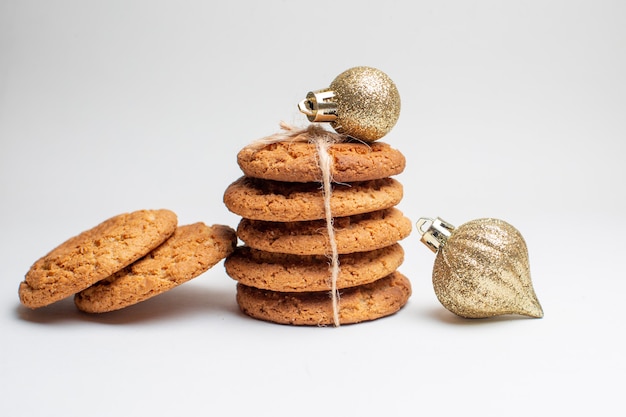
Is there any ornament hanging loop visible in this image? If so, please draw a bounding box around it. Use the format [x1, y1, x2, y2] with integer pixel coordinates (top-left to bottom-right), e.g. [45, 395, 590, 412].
[417, 217, 455, 253]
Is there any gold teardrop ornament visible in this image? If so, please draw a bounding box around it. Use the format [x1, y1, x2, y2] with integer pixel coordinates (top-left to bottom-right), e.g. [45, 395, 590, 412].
[417, 217, 543, 319]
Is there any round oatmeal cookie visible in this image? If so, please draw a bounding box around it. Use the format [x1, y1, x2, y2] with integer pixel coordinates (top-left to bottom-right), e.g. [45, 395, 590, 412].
[223, 176, 403, 222]
[236, 271, 412, 325]
[236, 208, 412, 255]
[18, 209, 178, 309]
[237, 141, 405, 183]
[74, 223, 237, 313]
[225, 243, 404, 292]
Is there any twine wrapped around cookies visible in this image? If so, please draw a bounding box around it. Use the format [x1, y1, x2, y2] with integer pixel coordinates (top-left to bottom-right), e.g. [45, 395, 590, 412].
[249, 121, 349, 150]
[251, 122, 351, 326]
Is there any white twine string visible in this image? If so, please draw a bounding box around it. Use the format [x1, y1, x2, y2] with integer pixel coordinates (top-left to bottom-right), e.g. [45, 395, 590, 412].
[314, 137, 341, 327]
[249, 121, 344, 149]
[250, 122, 345, 327]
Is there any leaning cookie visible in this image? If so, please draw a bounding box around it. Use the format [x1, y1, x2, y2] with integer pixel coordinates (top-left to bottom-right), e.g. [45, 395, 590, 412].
[224, 176, 403, 222]
[236, 271, 412, 326]
[225, 244, 404, 292]
[19, 209, 178, 309]
[237, 141, 406, 183]
[74, 223, 236, 313]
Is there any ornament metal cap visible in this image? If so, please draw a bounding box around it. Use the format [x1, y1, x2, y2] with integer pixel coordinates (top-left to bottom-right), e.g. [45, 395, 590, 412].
[417, 217, 455, 253]
[298, 89, 337, 123]
[297, 66, 401, 142]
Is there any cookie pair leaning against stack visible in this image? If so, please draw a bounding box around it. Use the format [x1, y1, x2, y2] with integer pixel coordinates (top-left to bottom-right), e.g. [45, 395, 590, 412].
[223, 130, 413, 325]
[18, 209, 237, 313]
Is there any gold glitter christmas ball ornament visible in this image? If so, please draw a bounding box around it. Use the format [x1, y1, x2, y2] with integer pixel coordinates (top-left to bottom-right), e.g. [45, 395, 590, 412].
[417, 217, 544, 319]
[298, 66, 401, 142]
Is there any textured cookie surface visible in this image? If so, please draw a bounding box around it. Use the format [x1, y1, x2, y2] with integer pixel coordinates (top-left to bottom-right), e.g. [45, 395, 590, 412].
[237, 208, 412, 255]
[224, 176, 403, 222]
[237, 141, 405, 183]
[225, 243, 404, 292]
[74, 223, 237, 313]
[236, 271, 411, 325]
[18, 209, 178, 309]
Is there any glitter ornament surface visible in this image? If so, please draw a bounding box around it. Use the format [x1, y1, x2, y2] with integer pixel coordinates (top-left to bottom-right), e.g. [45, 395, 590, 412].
[298, 66, 401, 142]
[418, 217, 543, 319]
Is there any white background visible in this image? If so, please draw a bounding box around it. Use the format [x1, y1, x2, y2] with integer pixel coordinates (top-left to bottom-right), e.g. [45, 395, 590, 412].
[1, 1, 624, 416]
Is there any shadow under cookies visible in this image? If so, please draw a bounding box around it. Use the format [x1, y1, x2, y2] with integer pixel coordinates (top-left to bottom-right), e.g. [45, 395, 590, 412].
[15, 284, 240, 325]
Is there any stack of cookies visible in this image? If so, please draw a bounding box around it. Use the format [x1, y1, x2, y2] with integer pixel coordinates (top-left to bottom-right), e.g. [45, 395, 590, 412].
[18, 209, 237, 313]
[223, 130, 413, 325]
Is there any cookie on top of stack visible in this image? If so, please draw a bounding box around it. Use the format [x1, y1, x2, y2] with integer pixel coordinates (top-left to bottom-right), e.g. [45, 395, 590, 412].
[223, 126, 412, 325]
[18, 209, 237, 313]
